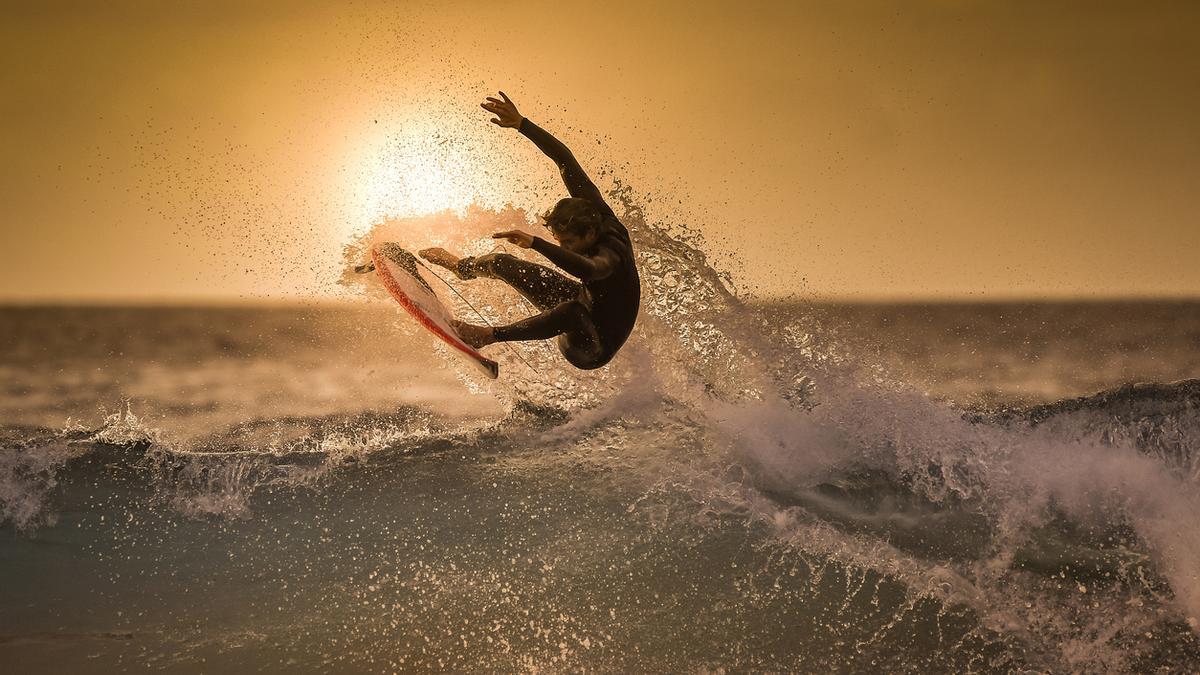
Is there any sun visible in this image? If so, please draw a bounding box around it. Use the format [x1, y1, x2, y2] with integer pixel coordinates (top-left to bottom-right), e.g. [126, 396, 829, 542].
[360, 145, 472, 218]
[341, 115, 511, 235]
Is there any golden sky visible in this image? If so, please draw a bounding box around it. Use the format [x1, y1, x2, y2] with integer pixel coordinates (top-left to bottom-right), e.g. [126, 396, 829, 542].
[2, 0, 1198, 301]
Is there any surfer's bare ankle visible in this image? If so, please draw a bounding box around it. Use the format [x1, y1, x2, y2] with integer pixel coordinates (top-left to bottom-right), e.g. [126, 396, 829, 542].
[452, 320, 495, 349]
[418, 247, 461, 271]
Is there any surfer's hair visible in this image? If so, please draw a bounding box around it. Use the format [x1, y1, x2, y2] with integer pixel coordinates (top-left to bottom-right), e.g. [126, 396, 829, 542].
[545, 197, 601, 238]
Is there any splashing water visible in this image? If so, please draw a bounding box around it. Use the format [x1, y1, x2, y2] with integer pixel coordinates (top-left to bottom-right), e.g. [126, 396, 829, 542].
[3, 196, 1199, 670]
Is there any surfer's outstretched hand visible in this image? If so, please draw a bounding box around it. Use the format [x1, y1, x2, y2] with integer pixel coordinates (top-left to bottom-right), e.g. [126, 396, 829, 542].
[481, 91, 523, 129]
[493, 230, 534, 248]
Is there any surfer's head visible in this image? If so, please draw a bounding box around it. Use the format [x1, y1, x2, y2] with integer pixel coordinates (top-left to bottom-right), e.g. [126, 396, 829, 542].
[544, 197, 601, 252]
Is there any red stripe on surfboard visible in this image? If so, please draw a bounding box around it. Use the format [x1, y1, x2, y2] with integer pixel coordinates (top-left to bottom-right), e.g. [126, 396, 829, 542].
[371, 247, 499, 379]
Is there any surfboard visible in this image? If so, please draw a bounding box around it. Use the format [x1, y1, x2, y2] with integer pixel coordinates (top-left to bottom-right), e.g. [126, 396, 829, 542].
[370, 243, 500, 379]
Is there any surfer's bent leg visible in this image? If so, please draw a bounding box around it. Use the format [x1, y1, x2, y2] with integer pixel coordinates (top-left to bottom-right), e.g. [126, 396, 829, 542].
[492, 299, 591, 341]
[458, 253, 579, 311]
[490, 299, 604, 366]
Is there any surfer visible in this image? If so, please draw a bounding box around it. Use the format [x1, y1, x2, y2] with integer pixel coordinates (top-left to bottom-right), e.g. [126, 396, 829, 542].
[419, 91, 641, 370]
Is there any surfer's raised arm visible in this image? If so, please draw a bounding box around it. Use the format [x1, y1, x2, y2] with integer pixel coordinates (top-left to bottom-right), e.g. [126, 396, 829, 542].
[492, 230, 618, 282]
[481, 91, 612, 216]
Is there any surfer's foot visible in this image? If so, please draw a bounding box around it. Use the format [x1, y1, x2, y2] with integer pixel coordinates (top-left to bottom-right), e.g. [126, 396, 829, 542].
[419, 248, 466, 278]
[452, 320, 496, 349]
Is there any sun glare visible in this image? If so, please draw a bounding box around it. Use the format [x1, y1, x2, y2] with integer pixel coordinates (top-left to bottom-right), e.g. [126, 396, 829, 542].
[341, 116, 512, 237]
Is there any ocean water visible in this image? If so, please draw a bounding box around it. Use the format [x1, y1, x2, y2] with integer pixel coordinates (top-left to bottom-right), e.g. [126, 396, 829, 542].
[3, 211, 1200, 671]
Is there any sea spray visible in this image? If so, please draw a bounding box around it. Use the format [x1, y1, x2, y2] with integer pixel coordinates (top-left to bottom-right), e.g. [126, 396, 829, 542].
[0, 202, 1197, 669]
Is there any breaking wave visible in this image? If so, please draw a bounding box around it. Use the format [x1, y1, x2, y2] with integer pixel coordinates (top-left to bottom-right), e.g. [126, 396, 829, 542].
[3, 196, 1199, 670]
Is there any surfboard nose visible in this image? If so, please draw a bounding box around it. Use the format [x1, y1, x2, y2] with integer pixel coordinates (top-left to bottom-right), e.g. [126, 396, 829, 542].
[376, 241, 414, 265]
[373, 243, 432, 293]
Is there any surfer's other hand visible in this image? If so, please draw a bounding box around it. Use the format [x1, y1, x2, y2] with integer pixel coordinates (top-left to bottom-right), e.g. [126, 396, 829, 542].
[481, 91, 523, 128]
[492, 230, 534, 248]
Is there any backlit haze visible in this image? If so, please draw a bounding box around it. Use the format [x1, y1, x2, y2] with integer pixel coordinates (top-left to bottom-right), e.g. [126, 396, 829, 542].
[3, 0, 1198, 302]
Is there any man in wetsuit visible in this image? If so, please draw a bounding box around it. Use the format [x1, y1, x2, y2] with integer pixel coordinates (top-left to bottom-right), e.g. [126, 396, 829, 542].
[419, 91, 640, 370]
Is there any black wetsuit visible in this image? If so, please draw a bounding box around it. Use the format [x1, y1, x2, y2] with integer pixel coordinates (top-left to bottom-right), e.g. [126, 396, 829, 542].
[458, 118, 640, 369]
